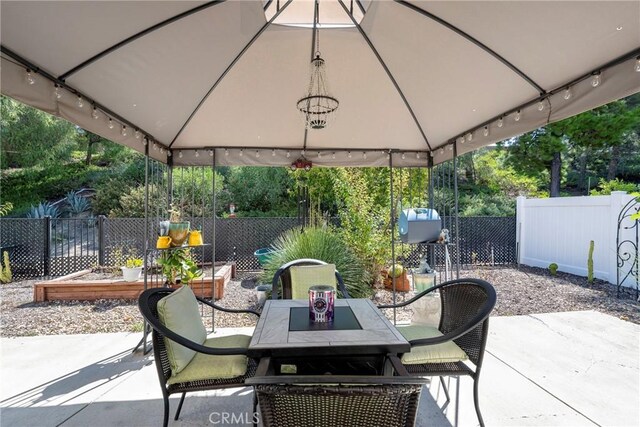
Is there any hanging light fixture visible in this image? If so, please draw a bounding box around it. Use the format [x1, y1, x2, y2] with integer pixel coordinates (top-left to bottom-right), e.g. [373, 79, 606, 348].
[296, 1, 339, 130]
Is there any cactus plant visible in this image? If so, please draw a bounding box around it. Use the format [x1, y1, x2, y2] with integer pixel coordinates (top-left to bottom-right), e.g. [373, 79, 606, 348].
[587, 240, 594, 284]
[548, 263, 558, 276]
[0, 251, 12, 284]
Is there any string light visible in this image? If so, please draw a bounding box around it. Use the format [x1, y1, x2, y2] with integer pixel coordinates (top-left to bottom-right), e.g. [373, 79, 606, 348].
[153, 142, 158, 150]
[272, 149, 276, 157]
[92, 107, 99, 120]
[458, 136, 464, 145]
[76, 96, 84, 108]
[497, 117, 504, 128]
[538, 100, 545, 111]
[179, 151, 183, 158]
[386, 152, 391, 160]
[348, 151, 352, 158]
[591, 72, 601, 87]
[134, 129, 140, 139]
[286, 151, 291, 158]
[401, 153, 406, 160]
[255, 150, 260, 158]
[239, 149, 244, 157]
[439, 148, 445, 155]
[635, 57, 640, 72]
[466, 132, 473, 142]
[363, 152, 367, 160]
[301, 150, 305, 156]
[332, 152, 336, 159]
[54, 84, 62, 99]
[563, 88, 572, 100]
[209, 149, 214, 157]
[25, 69, 35, 85]
[108, 118, 114, 129]
[318, 151, 322, 159]
[416, 152, 421, 159]
[121, 126, 127, 137]
[449, 145, 453, 151]
[195, 150, 200, 158]
[159, 147, 164, 154]
[514, 110, 521, 122]
[483, 126, 490, 137]
[167, 150, 172, 157]
[143, 137, 148, 146]
[224, 149, 229, 156]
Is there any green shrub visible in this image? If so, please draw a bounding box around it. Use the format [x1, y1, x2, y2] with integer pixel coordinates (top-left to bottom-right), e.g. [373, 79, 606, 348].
[262, 226, 372, 298]
[548, 263, 558, 276]
[590, 178, 639, 195]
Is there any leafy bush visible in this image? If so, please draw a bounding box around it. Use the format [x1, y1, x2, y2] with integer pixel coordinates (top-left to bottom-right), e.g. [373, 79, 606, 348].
[262, 226, 372, 298]
[589, 178, 639, 195]
[0, 202, 13, 217]
[64, 191, 91, 216]
[27, 202, 61, 218]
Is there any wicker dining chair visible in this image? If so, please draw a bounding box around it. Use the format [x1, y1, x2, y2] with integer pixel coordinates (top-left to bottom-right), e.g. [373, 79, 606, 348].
[138, 286, 260, 427]
[247, 356, 427, 427]
[379, 278, 497, 427]
[271, 258, 350, 299]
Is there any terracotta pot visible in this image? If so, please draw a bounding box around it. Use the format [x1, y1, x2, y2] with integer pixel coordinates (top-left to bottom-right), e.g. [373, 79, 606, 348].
[382, 270, 411, 292]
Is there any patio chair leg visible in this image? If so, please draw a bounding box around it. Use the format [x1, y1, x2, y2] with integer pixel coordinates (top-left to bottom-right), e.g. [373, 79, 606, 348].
[439, 376, 451, 408]
[252, 388, 259, 427]
[174, 392, 186, 421]
[162, 393, 170, 427]
[473, 377, 485, 427]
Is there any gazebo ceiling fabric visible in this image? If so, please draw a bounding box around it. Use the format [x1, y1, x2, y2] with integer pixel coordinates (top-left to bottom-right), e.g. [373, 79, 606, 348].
[1, 0, 639, 167]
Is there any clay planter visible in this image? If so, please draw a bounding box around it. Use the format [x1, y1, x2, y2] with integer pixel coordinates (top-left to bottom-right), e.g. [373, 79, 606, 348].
[382, 270, 411, 292]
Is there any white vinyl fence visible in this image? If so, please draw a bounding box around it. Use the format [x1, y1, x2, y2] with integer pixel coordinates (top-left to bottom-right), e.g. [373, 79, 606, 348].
[517, 191, 637, 288]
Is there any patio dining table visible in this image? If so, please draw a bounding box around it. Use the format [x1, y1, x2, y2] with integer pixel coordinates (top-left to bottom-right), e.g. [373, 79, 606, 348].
[248, 298, 410, 375]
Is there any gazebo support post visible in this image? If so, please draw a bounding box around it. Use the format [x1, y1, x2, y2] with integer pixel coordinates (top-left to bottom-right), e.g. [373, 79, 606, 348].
[211, 151, 217, 333]
[389, 151, 396, 325]
[453, 144, 461, 278]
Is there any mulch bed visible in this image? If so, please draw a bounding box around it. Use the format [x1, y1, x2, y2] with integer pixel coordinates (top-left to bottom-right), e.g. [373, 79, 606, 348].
[1, 266, 637, 337]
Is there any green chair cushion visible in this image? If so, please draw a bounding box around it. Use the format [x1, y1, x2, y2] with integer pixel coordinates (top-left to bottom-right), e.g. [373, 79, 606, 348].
[157, 285, 207, 375]
[289, 264, 337, 299]
[397, 325, 468, 364]
[167, 334, 251, 385]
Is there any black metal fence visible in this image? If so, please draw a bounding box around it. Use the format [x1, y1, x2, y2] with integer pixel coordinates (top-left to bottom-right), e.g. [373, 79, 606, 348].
[0, 216, 516, 280]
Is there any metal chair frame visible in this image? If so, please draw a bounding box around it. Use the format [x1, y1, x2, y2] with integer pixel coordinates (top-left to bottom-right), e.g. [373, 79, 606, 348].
[271, 258, 350, 299]
[138, 287, 261, 427]
[379, 278, 497, 426]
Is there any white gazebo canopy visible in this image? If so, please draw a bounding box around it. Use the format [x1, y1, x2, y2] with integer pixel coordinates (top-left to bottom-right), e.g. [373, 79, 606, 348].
[1, 0, 639, 167]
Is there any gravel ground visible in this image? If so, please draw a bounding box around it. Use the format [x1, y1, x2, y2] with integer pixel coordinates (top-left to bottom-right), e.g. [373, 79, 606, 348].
[1, 266, 638, 337]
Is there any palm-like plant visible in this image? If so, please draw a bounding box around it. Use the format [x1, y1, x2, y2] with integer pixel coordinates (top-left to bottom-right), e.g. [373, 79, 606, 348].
[27, 202, 60, 219]
[262, 226, 372, 298]
[64, 191, 91, 216]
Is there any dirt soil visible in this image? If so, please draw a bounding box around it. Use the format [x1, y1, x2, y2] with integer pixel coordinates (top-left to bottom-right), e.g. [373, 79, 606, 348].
[1, 266, 637, 337]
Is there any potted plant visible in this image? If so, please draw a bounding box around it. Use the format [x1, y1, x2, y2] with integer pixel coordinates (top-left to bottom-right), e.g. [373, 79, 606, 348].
[157, 248, 202, 287]
[382, 263, 411, 292]
[167, 203, 190, 247]
[121, 256, 143, 282]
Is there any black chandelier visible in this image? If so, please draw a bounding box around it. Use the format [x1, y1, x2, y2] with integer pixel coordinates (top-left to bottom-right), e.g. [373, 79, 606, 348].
[296, 2, 339, 130]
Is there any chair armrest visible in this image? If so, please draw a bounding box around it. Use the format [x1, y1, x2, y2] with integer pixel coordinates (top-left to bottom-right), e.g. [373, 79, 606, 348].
[195, 295, 260, 317]
[377, 283, 441, 309]
[406, 316, 491, 348]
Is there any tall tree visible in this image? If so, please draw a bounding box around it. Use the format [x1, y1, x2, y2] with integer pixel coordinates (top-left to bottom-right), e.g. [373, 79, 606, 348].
[501, 124, 568, 197]
[1, 96, 75, 168]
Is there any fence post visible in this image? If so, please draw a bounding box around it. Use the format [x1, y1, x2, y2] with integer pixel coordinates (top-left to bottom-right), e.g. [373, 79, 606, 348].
[43, 216, 51, 277]
[516, 196, 526, 266]
[98, 215, 106, 266]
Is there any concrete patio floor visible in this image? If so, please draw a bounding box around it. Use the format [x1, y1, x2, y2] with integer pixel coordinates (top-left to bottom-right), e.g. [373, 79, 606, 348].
[1, 311, 638, 427]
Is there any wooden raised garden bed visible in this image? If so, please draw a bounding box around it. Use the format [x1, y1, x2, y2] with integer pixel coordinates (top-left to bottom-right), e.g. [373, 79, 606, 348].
[33, 262, 234, 302]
